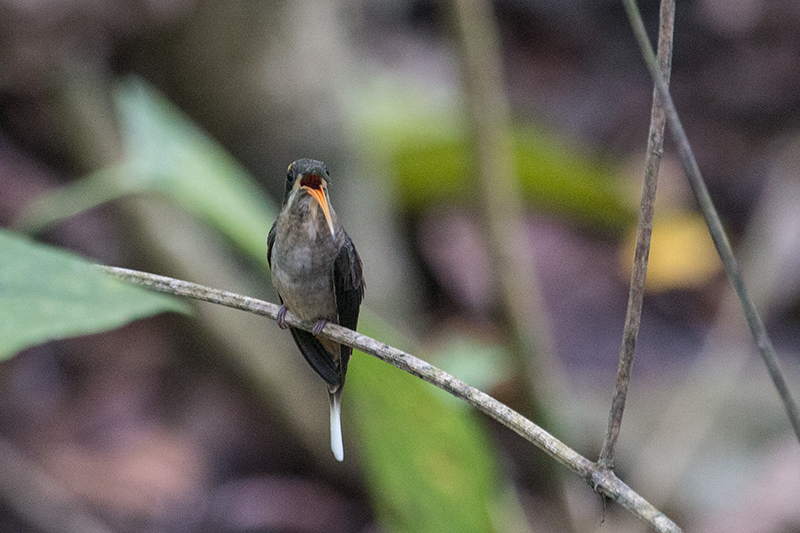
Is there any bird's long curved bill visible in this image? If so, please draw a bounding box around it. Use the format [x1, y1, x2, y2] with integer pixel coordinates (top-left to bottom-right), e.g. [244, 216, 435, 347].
[305, 187, 335, 237]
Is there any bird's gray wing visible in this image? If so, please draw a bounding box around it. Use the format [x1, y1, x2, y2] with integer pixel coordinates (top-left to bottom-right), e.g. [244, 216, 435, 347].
[332, 232, 364, 382]
[334, 232, 364, 332]
[267, 221, 277, 269]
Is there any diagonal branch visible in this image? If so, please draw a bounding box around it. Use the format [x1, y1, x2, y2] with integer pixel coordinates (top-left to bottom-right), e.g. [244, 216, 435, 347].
[621, 0, 800, 444]
[598, 0, 675, 471]
[99, 265, 682, 533]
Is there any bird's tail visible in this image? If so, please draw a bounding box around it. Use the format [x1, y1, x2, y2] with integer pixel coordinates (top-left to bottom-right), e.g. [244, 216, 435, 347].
[328, 387, 344, 462]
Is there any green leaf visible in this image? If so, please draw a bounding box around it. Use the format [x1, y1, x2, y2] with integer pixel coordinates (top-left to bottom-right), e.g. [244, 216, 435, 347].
[351, 77, 634, 231]
[392, 125, 634, 231]
[116, 78, 277, 261]
[0, 229, 190, 359]
[349, 317, 500, 533]
[16, 77, 276, 264]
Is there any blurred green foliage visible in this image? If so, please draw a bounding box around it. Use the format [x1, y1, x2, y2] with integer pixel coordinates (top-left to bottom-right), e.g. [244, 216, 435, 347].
[393, 125, 634, 230]
[17, 78, 276, 262]
[350, 317, 500, 533]
[0, 229, 189, 359]
[353, 79, 634, 232]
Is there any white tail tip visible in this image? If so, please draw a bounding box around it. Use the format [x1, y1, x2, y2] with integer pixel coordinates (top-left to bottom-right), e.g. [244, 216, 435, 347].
[330, 392, 344, 462]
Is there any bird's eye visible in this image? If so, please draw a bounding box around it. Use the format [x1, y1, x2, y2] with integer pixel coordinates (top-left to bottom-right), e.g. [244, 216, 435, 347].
[286, 171, 293, 182]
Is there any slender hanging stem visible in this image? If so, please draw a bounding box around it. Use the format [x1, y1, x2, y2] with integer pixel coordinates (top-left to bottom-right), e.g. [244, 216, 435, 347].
[621, 0, 800, 444]
[598, 0, 675, 470]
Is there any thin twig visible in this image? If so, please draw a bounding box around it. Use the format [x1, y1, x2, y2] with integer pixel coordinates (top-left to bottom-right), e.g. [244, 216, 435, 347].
[598, 0, 675, 471]
[99, 265, 682, 533]
[632, 151, 800, 504]
[446, 0, 568, 515]
[621, 0, 800, 444]
[447, 0, 557, 406]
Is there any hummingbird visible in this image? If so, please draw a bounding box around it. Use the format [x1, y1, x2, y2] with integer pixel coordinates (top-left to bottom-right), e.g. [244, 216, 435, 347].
[267, 158, 364, 462]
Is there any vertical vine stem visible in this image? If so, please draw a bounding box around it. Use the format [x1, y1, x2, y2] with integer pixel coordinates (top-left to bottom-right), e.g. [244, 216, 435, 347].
[621, 0, 800, 443]
[598, 0, 675, 470]
[447, 0, 558, 410]
[445, 0, 572, 518]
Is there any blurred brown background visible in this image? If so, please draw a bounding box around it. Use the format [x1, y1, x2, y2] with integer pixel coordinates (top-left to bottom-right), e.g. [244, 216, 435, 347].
[1, 0, 800, 532]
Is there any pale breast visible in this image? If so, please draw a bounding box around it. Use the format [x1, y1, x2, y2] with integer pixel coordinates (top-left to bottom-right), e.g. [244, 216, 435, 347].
[270, 202, 342, 322]
[271, 246, 337, 320]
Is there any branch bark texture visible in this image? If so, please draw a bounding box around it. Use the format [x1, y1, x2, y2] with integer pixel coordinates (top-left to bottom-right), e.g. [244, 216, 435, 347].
[100, 265, 682, 533]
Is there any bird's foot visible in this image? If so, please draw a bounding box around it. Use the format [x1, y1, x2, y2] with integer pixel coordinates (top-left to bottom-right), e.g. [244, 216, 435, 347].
[276, 306, 290, 329]
[313, 319, 329, 336]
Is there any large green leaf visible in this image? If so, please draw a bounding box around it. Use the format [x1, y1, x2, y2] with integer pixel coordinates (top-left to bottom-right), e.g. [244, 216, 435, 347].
[116, 78, 276, 260]
[349, 317, 501, 533]
[0, 230, 189, 359]
[17, 77, 276, 263]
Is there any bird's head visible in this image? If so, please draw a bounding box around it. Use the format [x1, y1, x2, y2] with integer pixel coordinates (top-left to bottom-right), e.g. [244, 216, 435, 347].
[284, 158, 335, 237]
